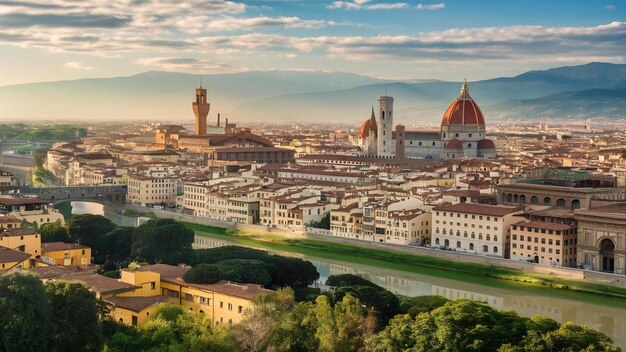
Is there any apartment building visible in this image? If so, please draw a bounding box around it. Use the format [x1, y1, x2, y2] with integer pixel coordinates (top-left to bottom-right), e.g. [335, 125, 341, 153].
[510, 209, 577, 266]
[0, 197, 64, 226]
[127, 174, 182, 206]
[432, 203, 524, 258]
[41, 242, 92, 266]
[260, 189, 339, 230]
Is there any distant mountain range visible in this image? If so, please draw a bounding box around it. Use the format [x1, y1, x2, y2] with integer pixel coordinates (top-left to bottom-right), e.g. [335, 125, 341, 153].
[1, 62, 624, 124]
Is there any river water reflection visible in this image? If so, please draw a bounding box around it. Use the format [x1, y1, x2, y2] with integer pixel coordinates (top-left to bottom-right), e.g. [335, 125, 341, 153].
[193, 236, 626, 348]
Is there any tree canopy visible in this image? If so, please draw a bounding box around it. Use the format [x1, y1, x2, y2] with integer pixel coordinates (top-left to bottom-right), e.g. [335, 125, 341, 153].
[130, 219, 194, 263]
[183, 264, 221, 284]
[66, 214, 115, 256]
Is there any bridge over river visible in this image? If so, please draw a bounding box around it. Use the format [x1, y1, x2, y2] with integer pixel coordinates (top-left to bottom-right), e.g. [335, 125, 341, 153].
[19, 185, 127, 206]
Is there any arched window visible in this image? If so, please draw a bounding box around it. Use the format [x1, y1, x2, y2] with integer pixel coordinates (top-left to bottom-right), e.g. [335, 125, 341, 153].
[382, 111, 385, 120]
[493, 246, 498, 253]
[471, 232, 475, 239]
[463, 231, 468, 238]
[483, 245, 488, 252]
[435, 238, 440, 245]
[479, 234, 483, 240]
[506, 194, 512, 203]
[444, 239, 450, 247]
[556, 198, 566, 208]
[513, 194, 519, 203]
[530, 196, 538, 204]
[494, 235, 498, 241]
[469, 243, 474, 250]
[456, 241, 461, 248]
[520, 195, 527, 204]
[468, 143, 472, 148]
[572, 199, 581, 209]
[456, 230, 460, 236]
[543, 197, 552, 206]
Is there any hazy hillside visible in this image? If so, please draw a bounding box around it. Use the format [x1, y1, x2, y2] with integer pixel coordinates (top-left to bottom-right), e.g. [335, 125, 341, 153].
[0, 62, 624, 123]
[490, 88, 626, 119]
[0, 70, 381, 121]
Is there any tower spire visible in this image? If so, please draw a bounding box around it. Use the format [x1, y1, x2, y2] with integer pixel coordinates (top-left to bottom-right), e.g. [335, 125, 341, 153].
[460, 78, 469, 99]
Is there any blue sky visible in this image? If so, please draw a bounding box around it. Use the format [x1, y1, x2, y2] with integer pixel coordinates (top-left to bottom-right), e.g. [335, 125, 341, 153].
[0, 0, 624, 85]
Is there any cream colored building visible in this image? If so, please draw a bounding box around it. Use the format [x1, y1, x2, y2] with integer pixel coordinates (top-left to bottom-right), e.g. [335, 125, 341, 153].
[0, 197, 64, 226]
[127, 174, 182, 206]
[432, 203, 524, 258]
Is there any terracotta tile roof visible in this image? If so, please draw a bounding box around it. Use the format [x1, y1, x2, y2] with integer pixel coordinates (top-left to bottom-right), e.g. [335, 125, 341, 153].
[42, 242, 89, 252]
[433, 203, 523, 216]
[0, 228, 39, 237]
[513, 220, 574, 231]
[105, 295, 170, 312]
[582, 203, 626, 215]
[0, 197, 49, 206]
[0, 246, 31, 264]
[30, 266, 138, 295]
[0, 215, 20, 223]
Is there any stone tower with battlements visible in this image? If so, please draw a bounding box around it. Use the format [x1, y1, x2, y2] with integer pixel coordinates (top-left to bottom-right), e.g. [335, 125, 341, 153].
[193, 86, 210, 136]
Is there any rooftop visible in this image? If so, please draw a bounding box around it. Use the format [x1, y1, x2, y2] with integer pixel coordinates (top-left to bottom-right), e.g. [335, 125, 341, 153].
[433, 203, 523, 216]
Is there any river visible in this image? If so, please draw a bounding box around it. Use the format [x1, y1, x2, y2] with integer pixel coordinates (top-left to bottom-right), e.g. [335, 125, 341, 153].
[65, 201, 626, 348]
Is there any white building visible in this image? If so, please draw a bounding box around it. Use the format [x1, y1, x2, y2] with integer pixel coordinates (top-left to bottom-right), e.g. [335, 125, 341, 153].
[432, 203, 523, 258]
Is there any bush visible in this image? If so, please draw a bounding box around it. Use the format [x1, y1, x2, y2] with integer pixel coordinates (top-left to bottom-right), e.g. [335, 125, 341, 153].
[216, 259, 272, 286]
[183, 264, 221, 284]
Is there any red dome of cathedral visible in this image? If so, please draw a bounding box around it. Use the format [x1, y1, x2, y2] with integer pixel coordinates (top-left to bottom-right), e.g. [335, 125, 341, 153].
[477, 139, 496, 149]
[358, 118, 376, 139]
[445, 138, 463, 150]
[441, 80, 485, 126]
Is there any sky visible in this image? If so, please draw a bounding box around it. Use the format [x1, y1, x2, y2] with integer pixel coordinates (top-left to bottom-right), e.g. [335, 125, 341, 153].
[0, 0, 624, 86]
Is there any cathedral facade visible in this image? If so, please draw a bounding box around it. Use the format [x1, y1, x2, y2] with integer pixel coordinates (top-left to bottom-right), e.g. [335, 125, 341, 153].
[357, 81, 496, 160]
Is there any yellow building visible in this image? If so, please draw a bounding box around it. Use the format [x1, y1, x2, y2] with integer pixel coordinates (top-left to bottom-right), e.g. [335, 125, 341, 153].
[0, 215, 21, 230]
[0, 228, 42, 268]
[106, 264, 271, 326]
[0, 246, 31, 271]
[41, 242, 91, 266]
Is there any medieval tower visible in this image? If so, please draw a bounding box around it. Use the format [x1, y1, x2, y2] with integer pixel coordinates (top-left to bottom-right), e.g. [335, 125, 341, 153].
[377, 95, 394, 156]
[192, 86, 210, 136]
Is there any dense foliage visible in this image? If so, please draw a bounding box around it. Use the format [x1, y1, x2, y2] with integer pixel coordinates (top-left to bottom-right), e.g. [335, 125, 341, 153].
[131, 219, 194, 263]
[66, 214, 115, 257]
[39, 221, 70, 243]
[1, 269, 621, 352]
[182, 263, 221, 284]
[190, 246, 319, 290]
[0, 271, 103, 352]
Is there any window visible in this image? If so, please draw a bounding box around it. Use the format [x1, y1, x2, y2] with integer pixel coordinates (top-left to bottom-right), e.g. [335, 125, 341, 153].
[184, 293, 193, 301]
[150, 282, 156, 290]
[220, 301, 224, 309]
[238, 306, 243, 314]
[132, 316, 138, 326]
[228, 303, 233, 311]
[199, 297, 206, 305]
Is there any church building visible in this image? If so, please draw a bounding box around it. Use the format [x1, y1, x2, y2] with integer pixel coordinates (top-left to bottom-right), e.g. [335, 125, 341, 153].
[358, 80, 496, 160]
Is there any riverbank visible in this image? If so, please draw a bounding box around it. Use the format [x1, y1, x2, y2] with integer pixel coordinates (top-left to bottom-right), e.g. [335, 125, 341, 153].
[183, 221, 626, 304]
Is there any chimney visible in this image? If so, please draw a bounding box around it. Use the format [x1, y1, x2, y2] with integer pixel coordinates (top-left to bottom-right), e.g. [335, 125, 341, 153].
[217, 113, 221, 127]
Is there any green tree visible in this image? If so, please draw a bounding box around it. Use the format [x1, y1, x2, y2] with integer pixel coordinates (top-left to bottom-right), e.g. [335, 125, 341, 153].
[0, 271, 54, 352]
[131, 219, 194, 263]
[306, 212, 331, 229]
[39, 220, 70, 243]
[313, 294, 372, 352]
[45, 281, 104, 352]
[326, 274, 382, 289]
[101, 227, 134, 263]
[66, 214, 115, 255]
[183, 264, 221, 284]
[217, 259, 272, 286]
[267, 256, 319, 290]
[400, 295, 450, 317]
[332, 285, 400, 323]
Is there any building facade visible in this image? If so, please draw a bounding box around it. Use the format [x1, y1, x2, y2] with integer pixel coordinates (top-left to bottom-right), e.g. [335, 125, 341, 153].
[432, 203, 523, 258]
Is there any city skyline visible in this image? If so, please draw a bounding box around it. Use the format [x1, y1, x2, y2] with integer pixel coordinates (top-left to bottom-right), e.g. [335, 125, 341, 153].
[0, 0, 624, 86]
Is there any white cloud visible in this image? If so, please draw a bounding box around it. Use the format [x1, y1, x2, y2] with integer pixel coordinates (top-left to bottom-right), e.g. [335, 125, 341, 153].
[63, 61, 93, 70]
[605, 4, 616, 11]
[367, 3, 409, 10]
[417, 3, 445, 10]
[136, 57, 248, 73]
[328, 0, 407, 10]
[204, 16, 330, 31]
